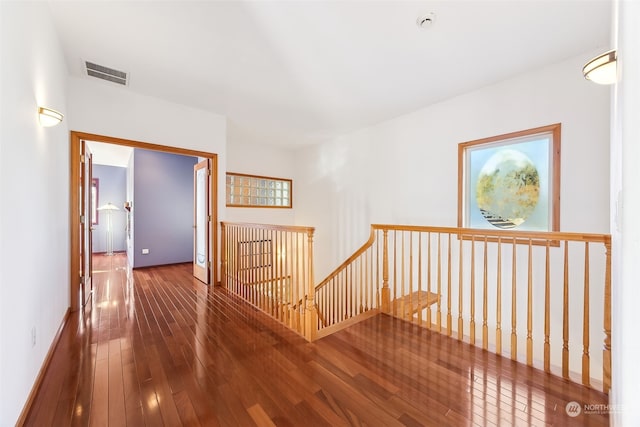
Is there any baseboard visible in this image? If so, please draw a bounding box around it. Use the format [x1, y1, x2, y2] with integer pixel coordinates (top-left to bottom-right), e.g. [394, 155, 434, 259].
[15, 307, 71, 426]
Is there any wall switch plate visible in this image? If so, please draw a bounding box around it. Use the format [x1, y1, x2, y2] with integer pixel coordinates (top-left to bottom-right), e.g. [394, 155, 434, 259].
[142, 248, 150, 254]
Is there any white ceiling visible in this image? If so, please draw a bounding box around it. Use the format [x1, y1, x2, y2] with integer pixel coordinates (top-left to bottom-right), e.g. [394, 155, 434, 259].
[49, 0, 612, 148]
[87, 141, 133, 167]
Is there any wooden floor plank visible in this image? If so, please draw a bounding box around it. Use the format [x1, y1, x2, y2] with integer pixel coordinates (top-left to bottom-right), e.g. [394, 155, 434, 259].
[20, 254, 610, 426]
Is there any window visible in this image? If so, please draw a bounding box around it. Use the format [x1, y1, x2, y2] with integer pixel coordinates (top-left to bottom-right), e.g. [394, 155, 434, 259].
[458, 123, 560, 233]
[91, 178, 99, 225]
[226, 172, 292, 208]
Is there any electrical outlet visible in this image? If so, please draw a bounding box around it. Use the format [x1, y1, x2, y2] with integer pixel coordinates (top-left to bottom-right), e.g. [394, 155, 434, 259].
[31, 327, 36, 347]
[142, 248, 150, 254]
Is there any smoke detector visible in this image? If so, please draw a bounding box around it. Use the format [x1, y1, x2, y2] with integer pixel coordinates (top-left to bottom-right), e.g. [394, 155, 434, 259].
[417, 12, 436, 29]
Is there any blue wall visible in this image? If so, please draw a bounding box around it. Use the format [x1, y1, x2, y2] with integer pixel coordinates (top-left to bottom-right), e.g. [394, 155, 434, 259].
[133, 149, 197, 268]
[92, 165, 127, 253]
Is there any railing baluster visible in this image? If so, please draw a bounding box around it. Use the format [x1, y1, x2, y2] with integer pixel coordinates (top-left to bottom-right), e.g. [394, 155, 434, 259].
[496, 237, 502, 356]
[381, 229, 389, 313]
[563, 240, 570, 379]
[437, 233, 442, 333]
[418, 233, 423, 327]
[401, 232, 406, 318]
[280, 230, 284, 322]
[527, 238, 533, 366]
[369, 246, 373, 311]
[447, 233, 452, 336]
[511, 238, 517, 361]
[376, 230, 380, 308]
[360, 249, 365, 313]
[409, 232, 414, 322]
[544, 240, 551, 373]
[339, 271, 343, 322]
[483, 238, 488, 351]
[393, 231, 398, 317]
[470, 236, 476, 346]
[582, 242, 590, 386]
[458, 232, 463, 341]
[427, 232, 432, 329]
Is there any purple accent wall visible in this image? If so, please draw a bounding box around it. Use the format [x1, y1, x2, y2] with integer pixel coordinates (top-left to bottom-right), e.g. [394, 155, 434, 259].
[92, 165, 127, 253]
[133, 149, 198, 268]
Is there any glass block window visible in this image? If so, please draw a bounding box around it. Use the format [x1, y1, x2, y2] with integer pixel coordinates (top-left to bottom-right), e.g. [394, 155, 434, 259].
[226, 172, 292, 208]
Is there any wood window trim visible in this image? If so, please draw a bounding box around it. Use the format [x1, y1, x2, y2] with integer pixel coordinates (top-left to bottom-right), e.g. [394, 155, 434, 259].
[226, 172, 292, 208]
[457, 123, 561, 240]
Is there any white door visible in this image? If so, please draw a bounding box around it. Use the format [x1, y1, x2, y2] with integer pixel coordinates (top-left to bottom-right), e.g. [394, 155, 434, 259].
[193, 159, 210, 283]
[80, 141, 93, 306]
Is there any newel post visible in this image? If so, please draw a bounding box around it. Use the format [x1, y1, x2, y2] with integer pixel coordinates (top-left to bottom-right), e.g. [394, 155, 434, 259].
[304, 229, 318, 341]
[381, 229, 390, 313]
[603, 239, 612, 393]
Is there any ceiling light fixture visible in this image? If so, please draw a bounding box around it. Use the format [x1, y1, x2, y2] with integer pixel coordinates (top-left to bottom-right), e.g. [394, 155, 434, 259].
[38, 107, 64, 127]
[416, 12, 436, 29]
[582, 50, 617, 85]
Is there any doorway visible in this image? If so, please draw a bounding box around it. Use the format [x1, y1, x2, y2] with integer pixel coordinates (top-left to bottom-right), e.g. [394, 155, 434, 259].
[69, 131, 218, 311]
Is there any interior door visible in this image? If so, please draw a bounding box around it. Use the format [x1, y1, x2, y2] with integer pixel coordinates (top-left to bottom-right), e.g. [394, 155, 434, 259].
[80, 141, 94, 306]
[193, 159, 210, 284]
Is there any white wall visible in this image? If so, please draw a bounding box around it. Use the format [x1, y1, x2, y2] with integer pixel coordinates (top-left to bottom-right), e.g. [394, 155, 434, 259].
[611, 0, 640, 424]
[225, 138, 296, 225]
[0, 3, 70, 425]
[295, 52, 611, 282]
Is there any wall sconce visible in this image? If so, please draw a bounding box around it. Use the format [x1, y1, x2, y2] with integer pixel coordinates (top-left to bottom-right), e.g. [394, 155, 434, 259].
[38, 107, 64, 127]
[582, 50, 617, 85]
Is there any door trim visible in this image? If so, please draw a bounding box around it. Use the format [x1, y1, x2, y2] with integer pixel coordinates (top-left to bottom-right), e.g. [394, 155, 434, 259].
[69, 131, 219, 311]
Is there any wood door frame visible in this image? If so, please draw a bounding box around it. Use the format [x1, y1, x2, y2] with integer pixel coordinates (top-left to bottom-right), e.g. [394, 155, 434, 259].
[70, 131, 219, 311]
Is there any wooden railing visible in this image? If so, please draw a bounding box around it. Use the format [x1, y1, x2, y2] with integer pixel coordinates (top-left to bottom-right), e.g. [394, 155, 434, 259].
[221, 222, 611, 393]
[314, 224, 612, 393]
[220, 222, 317, 341]
[314, 228, 381, 337]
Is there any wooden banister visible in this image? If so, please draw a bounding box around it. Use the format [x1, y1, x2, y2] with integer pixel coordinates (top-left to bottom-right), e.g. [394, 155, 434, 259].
[222, 222, 612, 393]
[315, 224, 612, 393]
[220, 222, 315, 339]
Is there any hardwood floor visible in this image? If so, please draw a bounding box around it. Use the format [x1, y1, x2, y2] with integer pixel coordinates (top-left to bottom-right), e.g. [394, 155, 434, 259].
[22, 254, 609, 426]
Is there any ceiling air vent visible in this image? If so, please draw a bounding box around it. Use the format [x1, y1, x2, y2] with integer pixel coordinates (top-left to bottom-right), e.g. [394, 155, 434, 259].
[85, 61, 128, 86]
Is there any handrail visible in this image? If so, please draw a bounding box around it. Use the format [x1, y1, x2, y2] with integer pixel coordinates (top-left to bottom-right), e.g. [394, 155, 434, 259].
[315, 227, 376, 289]
[371, 224, 611, 244]
[221, 221, 315, 234]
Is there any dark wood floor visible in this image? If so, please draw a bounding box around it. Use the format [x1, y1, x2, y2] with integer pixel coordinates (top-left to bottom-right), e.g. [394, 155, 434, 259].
[22, 254, 609, 426]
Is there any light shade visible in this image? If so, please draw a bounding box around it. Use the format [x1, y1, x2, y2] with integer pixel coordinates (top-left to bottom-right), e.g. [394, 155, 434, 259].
[97, 202, 120, 211]
[38, 107, 64, 127]
[582, 50, 617, 85]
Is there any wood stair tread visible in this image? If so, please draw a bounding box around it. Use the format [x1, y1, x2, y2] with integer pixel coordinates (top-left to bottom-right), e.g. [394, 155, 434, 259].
[392, 291, 439, 315]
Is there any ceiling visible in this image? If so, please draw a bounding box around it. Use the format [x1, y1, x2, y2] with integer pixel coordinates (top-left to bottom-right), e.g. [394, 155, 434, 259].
[87, 141, 133, 167]
[49, 1, 612, 148]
